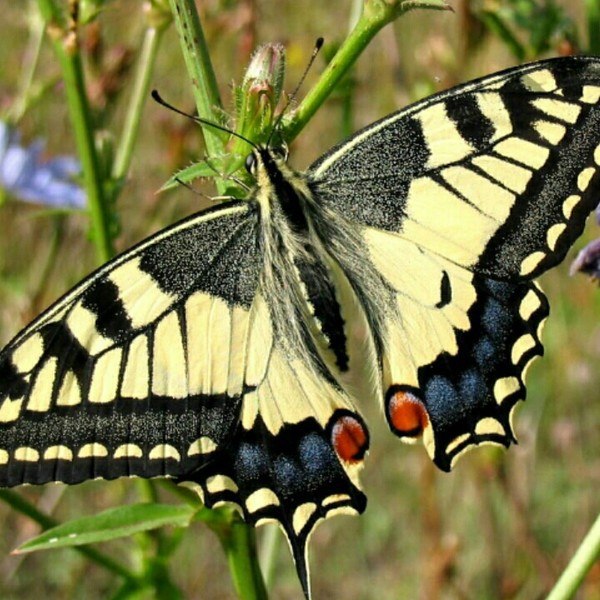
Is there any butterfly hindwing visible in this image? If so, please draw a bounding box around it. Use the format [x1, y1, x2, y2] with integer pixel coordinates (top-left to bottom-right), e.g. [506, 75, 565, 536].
[196, 292, 368, 596]
[308, 56, 600, 469]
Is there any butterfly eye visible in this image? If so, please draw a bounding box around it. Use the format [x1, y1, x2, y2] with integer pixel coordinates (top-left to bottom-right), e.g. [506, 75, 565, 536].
[245, 152, 257, 174]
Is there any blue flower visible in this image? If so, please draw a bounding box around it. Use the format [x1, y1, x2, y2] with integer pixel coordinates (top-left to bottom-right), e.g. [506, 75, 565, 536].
[0, 121, 86, 209]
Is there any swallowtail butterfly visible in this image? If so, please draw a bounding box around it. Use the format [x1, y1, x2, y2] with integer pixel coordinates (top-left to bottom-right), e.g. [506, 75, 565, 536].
[1, 56, 600, 597]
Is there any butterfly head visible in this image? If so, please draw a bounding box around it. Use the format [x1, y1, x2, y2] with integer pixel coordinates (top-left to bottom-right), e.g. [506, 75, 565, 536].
[244, 144, 290, 177]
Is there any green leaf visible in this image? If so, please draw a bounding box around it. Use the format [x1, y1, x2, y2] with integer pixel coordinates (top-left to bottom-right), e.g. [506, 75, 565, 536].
[15, 503, 196, 553]
[160, 155, 245, 192]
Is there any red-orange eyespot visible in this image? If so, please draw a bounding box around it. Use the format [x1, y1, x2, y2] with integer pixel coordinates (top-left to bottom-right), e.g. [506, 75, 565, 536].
[331, 414, 369, 463]
[386, 387, 429, 437]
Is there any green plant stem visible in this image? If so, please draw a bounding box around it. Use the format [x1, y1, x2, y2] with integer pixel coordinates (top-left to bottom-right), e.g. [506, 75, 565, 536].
[206, 510, 268, 600]
[0, 490, 137, 582]
[37, 0, 114, 263]
[586, 0, 600, 54]
[168, 0, 229, 194]
[258, 525, 280, 590]
[9, 0, 45, 123]
[112, 14, 170, 185]
[194, 505, 267, 599]
[283, 0, 449, 142]
[546, 512, 600, 600]
[225, 524, 268, 600]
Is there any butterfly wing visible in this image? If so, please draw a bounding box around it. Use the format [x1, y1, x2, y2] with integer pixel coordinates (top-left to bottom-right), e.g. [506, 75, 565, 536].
[0, 198, 367, 597]
[307, 56, 600, 470]
[0, 200, 261, 484]
[214, 290, 368, 596]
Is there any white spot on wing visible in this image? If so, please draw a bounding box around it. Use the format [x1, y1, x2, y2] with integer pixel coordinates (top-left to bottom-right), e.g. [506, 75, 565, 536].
[15, 447, 40, 462]
[493, 376, 521, 404]
[187, 436, 217, 456]
[43, 445, 74, 461]
[245, 488, 280, 513]
[415, 102, 473, 169]
[474, 418, 505, 437]
[577, 167, 595, 192]
[531, 98, 581, 124]
[494, 138, 549, 169]
[521, 69, 556, 92]
[11, 333, 44, 373]
[445, 433, 470, 455]
[511, 334, 536, 365]
[152, 311, 187, 398]
[519, 251, 546, 276]
[77, 443, 108, 458]
[148, 444, 181, 461]
[322, 494, 351, 507]
[27, 357, 58, 412]
[57, 370, 82, 406]
[108, 257, 175, 329]
[442, 163, 518, 218]
[120, 335, 149, 399]
[581, 85, 600, 104]
[114, 444, 143, 459]
[519, 289, 542, 321]
[474, 91, 513, 142]
[534, 120, 566, 145]
[66, 302, 113, 355]
[562, 194, 580, 219]
[206, 474, 238, 494]
[292, 502, 317, 534]
[0, 397, 23, 423]
[89, 347, 122, 404]
[546, 223, 567, 251]
[469, 156, 532, 195]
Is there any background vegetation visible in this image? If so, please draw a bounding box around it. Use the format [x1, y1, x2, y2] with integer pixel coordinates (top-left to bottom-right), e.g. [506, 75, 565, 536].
[0, 0, 598, 598]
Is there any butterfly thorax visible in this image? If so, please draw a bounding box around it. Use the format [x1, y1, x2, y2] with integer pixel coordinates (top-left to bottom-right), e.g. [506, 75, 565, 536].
[250, 148, 353, 381]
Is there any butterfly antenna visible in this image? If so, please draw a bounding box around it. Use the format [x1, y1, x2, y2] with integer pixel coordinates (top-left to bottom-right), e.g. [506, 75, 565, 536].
[266, 37, 324, 147]
[151, 90, 259, 151]
[174, 177, 237, 203]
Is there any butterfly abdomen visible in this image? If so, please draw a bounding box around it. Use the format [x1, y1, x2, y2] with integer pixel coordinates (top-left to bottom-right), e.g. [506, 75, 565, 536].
[254, 149, 388, 399]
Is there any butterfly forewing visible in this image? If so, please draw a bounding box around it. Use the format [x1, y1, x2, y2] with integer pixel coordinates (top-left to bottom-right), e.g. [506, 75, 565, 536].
[308, 56, 600, 469]
[0, 201, 261, 484]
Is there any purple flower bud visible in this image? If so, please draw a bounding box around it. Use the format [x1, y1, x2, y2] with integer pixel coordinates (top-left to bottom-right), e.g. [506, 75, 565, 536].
[235, 43, 286, 145]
